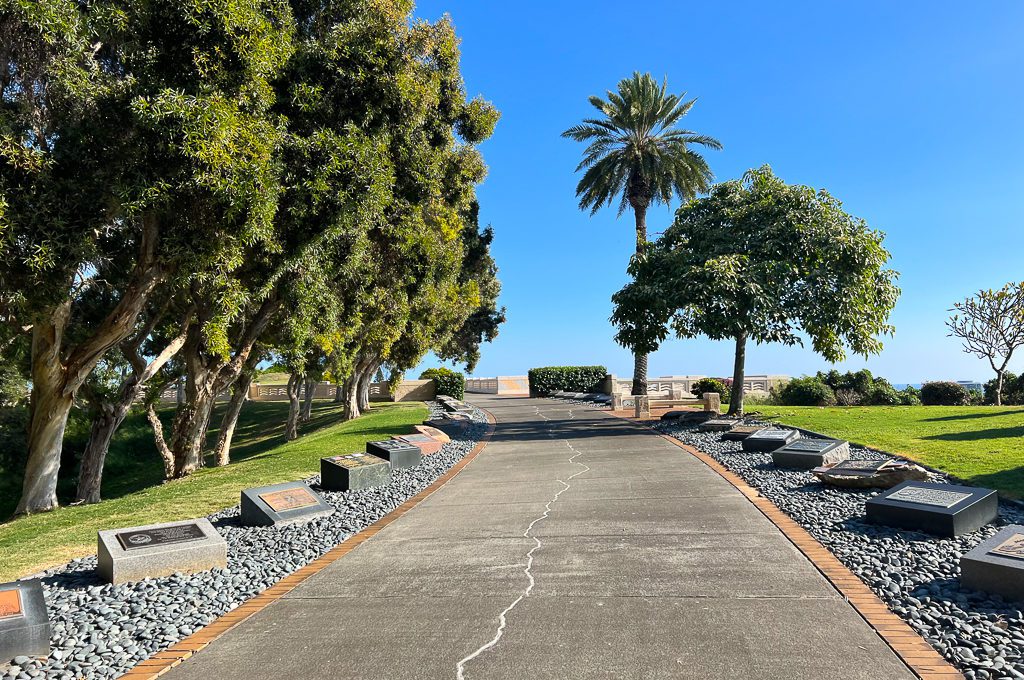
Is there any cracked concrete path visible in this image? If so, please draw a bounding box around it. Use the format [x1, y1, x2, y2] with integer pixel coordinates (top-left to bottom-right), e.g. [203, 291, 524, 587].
[164, 395, 914, 680]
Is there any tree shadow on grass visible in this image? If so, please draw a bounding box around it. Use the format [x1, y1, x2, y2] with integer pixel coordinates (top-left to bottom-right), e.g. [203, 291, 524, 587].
[923, 409, 1024, 422]
[966, 465, 1024, 500]
[921, 425, 1024, 442]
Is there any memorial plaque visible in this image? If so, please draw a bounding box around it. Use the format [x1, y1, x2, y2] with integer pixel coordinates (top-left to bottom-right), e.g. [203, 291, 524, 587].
[241, 481, 334, 527]
[742, 428, 800, 452]
[990, 533, 1024, 561]
[116, 522, 206, 551]
[866, 481, 998, 537]
[395, 433, 443, 456]
[722, 425, 762, 441]
[98, 518, 226, 584]
[259, 487, 319, 512]
[828, 459, 891, 477]
[772, 437, 849, 469]
[699, 418, 738, 433]
[367, 439, 422, 469]
[0, 589, 22, 620]
[961, 524, 1024, 601]
[321, 452, 391, 492]
[886, 486, 971, 508]
[0, 580, 49, 661]
[414, 424, 451, 443]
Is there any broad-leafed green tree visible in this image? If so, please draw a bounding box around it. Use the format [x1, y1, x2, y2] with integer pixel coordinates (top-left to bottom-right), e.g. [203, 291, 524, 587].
[562, 72, 721, 395]
[614, 166, 900, 415]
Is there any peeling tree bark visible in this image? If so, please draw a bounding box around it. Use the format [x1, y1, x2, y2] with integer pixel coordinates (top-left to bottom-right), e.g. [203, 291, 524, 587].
[145, 404, 176, 480]
[213, 363, 255, 466]
[300, 375, 315, 422]
[285, 372, 301, 440]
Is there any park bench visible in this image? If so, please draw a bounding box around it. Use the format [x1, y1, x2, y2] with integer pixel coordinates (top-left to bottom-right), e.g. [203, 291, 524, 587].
[611, 392, 721, 418]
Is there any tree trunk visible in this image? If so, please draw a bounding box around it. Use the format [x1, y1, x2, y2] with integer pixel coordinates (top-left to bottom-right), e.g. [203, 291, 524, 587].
[342, 373, 361, 421]
[301, 376, 315, 422]
[75, 403, 120, 504]
[357, 364, 375, 412]
[145, 404, 176, 479]
[214, 371, 252, 466]
[285, 373, 301, 440]
[995, 369, 1004, 407]
[629, 201, 649, 396]
[333, 384, 343, 403]
[728, 332, 748, 416]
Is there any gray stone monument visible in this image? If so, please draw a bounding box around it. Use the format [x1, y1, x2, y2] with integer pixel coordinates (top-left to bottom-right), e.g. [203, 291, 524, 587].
[741, 428, 800, 452]
[961, 525, 1024, 601]
[366, 439, 422, 469]
[240, 482, 334, 527]
[772, 438, 850, 469]
[97, 518, 227, 584]
[722, 425, 762, 441]
[320, 452, 391, 492]
[0, 579, 49, 664]
[699, 418, 738, 433]
[865, 481, 998, 537]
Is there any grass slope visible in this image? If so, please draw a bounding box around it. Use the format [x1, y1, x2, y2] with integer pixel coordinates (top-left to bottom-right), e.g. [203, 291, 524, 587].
[0, 400, 426, 582]
[753, 405, 1024, 498]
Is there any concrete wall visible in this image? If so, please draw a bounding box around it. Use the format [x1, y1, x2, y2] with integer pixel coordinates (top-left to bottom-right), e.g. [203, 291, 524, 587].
[465, 376, 529, 396]
[608, 374, 790, 396]
[159, 379, 435, 404]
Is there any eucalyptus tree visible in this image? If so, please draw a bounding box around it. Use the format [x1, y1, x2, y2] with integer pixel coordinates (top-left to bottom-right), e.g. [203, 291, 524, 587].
[615, 166, 900, 415]
[562, 72, 721, 395]
[1, 0, 293, 513]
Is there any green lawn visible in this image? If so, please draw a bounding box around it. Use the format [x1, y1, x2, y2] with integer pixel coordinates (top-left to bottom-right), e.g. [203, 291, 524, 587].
[752, 405, 1024, 498]
[0, 400, 427, 582]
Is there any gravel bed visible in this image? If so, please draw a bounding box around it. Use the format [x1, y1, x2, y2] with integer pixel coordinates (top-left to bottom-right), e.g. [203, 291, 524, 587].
[657, 418, 1024, 680]
[4, 403, 488, 680]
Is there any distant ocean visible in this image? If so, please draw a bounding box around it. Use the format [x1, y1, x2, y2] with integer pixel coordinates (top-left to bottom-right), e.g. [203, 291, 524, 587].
[893, 384, 922, 390]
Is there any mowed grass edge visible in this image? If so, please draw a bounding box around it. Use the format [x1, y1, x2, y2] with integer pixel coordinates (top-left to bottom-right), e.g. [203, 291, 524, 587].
[0, 401, 427, 582]
[751, 405, 1024, 498]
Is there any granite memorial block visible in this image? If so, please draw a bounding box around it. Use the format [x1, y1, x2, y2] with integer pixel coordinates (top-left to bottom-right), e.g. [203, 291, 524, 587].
[961, 525, 1024, 601]
[414, 424, 451, 443]
[722, 425, 763, 441]
[97, 518, 227, 584]
[772, 438, 850, 469]
[0, 579, 49, 663]
[741, 428, 800, 452]
[320, 452, 391, 492]
[866, 481, 998, 537]
[366, 439, 422, 469]
[240, 481, 334, 527]
[699, 418, 738, 433]
[394, 433, 443, 456]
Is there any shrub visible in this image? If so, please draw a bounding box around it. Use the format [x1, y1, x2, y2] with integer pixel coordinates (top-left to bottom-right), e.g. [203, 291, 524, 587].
[898, 386, 921, 406]
[865, 381, 901, 406]
[776, 376, 837, 406]
[419, 367, 465, 400]
[920, 381, 970, 406]
[983, 372, 1024, 405]
[528, 366, 607, 395]
[834, 388, 862, 406]
[690, 377, 730, 404]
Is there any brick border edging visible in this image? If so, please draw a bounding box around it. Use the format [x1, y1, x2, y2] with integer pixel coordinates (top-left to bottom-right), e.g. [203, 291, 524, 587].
[598, 408, 962, 680]
[119, 411, 497, 679]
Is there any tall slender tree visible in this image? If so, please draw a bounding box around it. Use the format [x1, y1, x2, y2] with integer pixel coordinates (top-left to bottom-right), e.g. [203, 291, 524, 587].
[562, 72, 721, 395]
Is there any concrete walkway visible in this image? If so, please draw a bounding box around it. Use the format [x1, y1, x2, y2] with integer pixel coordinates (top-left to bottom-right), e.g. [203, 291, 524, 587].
[165, 396, 914, 679]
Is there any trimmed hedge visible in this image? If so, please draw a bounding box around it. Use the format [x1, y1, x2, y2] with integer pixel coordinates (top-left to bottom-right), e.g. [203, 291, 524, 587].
[920, 381, 970, 406]
[419, 367, 465, 400]
[528, 365, 607, 395]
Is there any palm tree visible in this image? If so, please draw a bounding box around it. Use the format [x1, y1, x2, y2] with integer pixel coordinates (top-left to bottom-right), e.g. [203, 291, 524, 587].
[562, 72, 721, 396]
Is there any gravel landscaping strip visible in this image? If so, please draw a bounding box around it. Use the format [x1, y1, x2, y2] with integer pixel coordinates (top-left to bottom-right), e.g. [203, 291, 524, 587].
[4, 403, 488, 680]
[658, 418, 1024, 680]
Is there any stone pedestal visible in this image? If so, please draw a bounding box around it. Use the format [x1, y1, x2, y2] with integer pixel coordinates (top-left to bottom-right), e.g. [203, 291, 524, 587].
[414, 425, 451, 443]
[772, 438, 850, 469]
[699, 418, 738, 433]
[742, 429, 800, 452]
[722, 425, 763, 441]
[97, 518, 227, 584]
[321, 453, 390, 492]
[394, 434, 443, 456]
[865, 481, 998, 537]
[0, 579, 49, 664]
[367, 439, 422, 469]
[961, 525, 1024, 601]
[240, 482, 334, 527]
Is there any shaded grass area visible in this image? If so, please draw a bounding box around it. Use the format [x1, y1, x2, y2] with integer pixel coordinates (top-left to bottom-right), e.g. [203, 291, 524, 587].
[753, 405, 1024, 498]
[0, 400, 427, 581]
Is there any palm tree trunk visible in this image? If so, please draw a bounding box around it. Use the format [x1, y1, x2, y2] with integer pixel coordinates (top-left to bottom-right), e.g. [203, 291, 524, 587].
[728, 332, 747, 416]
[630, 202, 649, 396]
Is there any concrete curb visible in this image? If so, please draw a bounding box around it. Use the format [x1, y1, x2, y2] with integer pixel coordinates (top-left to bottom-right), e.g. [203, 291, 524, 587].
[119, 410, 497, 679]
[601, 409, 963, 680]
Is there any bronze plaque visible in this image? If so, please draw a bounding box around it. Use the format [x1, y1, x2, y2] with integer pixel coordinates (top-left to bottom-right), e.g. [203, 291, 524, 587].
[328, 453, 383, 469]
[732, 426, 761, 434]
[785, 439, 834, 452]
[887, 486, 971, 508]
[259, 487, 319, 512]
[753, 429, 794, 440]
[0, 588, 23, 620]
[990, 533, 1024, 561]
[829, 460, 890, 476]
[116, 522, 206, 551]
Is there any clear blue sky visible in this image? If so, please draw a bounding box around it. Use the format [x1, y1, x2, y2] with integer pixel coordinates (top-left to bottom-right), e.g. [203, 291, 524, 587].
[413, 0, 1024, 384]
